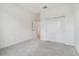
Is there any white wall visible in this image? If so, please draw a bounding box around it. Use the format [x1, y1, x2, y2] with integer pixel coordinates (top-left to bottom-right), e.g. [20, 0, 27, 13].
[74, 4, 79, 53]
[40, 5, 74, 45]
[0, 4, 34, 48]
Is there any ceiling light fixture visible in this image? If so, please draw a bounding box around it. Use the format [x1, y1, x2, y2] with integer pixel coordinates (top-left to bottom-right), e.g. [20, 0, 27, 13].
[43, 6, 47, 9]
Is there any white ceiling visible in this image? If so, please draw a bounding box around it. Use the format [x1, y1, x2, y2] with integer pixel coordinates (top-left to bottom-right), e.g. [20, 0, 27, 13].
[17, 3, 73, 14]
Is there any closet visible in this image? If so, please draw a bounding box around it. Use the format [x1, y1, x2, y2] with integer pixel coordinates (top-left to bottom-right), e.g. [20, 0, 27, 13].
[40, 5, 74, 45]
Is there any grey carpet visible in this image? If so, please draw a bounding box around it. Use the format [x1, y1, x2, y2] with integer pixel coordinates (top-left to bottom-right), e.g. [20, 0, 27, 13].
[0, 39, 76, 56]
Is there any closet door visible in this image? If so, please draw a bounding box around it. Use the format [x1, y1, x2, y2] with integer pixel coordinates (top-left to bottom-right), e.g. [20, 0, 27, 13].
[45, 17, 64, 43]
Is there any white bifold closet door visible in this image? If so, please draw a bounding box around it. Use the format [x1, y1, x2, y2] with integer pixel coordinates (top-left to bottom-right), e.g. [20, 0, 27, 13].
[45, 17, 65, 43]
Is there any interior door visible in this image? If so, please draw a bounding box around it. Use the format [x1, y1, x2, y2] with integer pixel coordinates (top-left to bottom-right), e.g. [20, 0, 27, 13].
[45, 17, 64, 43]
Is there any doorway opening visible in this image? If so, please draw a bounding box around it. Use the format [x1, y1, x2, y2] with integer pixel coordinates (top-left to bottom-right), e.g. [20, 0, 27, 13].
[33, 14, 40, 39]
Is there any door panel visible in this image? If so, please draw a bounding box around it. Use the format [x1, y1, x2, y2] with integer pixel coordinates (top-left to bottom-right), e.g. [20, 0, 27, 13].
[45, 17, 64, 43]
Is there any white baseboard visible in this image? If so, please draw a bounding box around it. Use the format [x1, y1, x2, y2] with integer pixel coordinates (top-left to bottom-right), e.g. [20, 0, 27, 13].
[0, 38, 32, 49]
